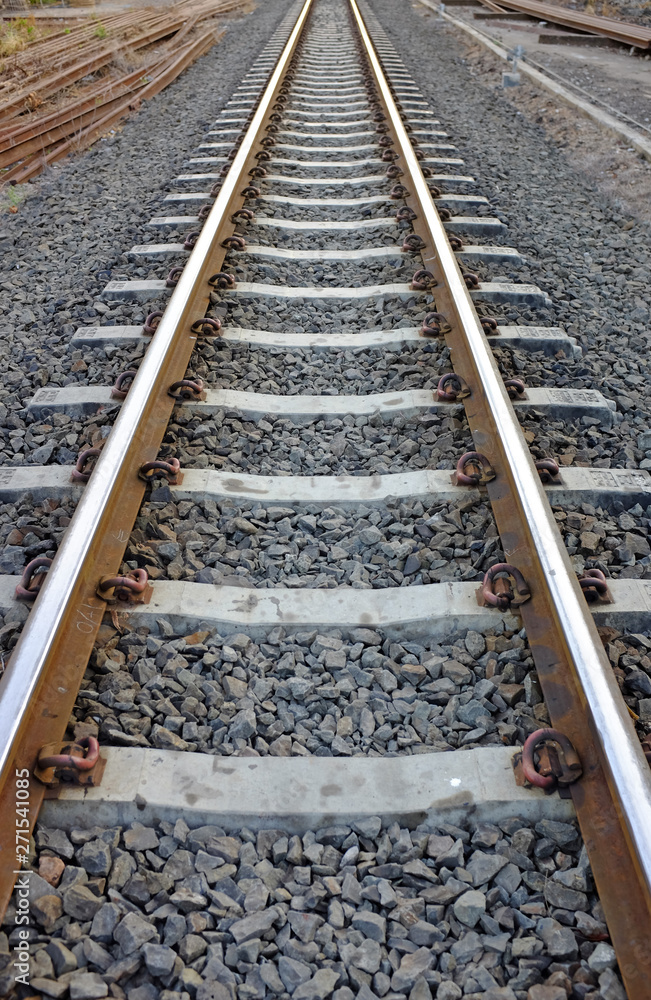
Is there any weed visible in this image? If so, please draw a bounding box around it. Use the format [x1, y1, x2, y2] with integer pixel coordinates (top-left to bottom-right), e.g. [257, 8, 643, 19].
[2, 186, 25, 215]
[94, 23, 107, 39]
[0, 15, 41, 57]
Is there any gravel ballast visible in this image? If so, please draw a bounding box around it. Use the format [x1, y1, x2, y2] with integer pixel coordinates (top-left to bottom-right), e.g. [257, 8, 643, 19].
[0, 813, 625, 1000]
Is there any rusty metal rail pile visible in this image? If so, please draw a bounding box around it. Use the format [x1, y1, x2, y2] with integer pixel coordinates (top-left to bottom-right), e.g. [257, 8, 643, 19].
[476, 0, 651, 47]
[0, 0, 650, 994]
[0, 0, 250, 185]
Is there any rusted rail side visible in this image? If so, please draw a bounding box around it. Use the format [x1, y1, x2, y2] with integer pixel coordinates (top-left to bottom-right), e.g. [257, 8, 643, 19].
[476, 0, 651, 46]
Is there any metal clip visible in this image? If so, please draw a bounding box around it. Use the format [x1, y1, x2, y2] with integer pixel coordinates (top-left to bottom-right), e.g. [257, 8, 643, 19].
[35, 736, 105, 789]
[516, 728, 582, 795]
[479, 563, 531, 610]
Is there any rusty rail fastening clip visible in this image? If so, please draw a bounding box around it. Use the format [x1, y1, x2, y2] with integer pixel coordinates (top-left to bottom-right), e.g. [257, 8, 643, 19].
[386, 165, 404, 180]
[191, 317, 222, 339]
[166, 266, 184, 288]
[480, 316, 499, 336]
[462, 272, 480, 290]
[481, 563, 531, 610]
[389, 184, 410, 200]
[15, 557, 52, 601]
[403, 234, 426, 253]
[209, 272, 236, 290]
[578, 567, 612, 604]
[231, 208, 254, 224]
[35, 736, 105, 789]
[437, 373, 470, 401]
[139, 458, 182, 485]
[71, 447, 101, 484]
[421, 311, 449, 337]
[183, 232, 200, 252]
[504, 378, 526, 399]
[168, 378, 204, 401]
[221, 235, 246, 251]
[452, 452, 496, 487]
[97, 568, 149, 604]
[111, 370, 137, 400]
[536, 458, 561, 483]
[521, 728, 583, 791]
[448, 235, 464, 250]
[143, 311, 163, 336]
[395, 206, 417, 223]
[241, 185, 261, 199]
[411, 269, 437, 291]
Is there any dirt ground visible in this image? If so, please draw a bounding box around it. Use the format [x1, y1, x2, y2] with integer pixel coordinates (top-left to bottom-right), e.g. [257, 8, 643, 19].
[413, 2, 651, 223]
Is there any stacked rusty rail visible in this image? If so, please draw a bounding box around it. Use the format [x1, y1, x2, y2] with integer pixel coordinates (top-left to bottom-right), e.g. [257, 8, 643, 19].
[477, 0, 651, 47]
[0, 0, 249, 184]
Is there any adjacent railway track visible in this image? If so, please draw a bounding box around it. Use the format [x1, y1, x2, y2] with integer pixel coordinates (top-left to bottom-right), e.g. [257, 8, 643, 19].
[0, 0, 650, 996]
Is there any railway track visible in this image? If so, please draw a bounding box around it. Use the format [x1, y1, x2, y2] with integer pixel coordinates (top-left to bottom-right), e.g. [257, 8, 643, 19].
[1, 0, 651, 996]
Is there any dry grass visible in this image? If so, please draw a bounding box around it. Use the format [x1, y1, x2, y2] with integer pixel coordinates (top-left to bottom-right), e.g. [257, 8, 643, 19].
[0, 16, 44, 59]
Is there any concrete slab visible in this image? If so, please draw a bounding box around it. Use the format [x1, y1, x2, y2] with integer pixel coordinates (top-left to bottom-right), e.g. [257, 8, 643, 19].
[101, 276, 546, 307]
[27, 384, 614, 426]
[40, 746, 575, 834]
[2, 463, 647, 509]
[71, 322, 576, 357]
[1, 574, 648, 637]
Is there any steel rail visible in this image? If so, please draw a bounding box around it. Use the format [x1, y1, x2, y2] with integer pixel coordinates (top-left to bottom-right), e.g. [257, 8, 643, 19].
[0, 0, 313, 919]
[349, 0, 651, 991]
[475, 0, 651, 46]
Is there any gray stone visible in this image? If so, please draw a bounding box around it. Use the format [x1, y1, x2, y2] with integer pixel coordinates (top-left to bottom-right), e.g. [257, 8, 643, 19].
[392, 948, 434, 991]
[352, 910, 386, 942]
[142, 942, 176, 977]
[229, 907, 278, 944]
[408, 920, 445, 946]
[598, 969, 627, 1000]
[466, 850, 509, 886]
[278, 956, 312, 991]
[68, 971, 109, 1000]
[436, 985, 462, 1000]
[36, 827, 75, 859]
[408, 978, 432, 1000]
[535, 918, 578, 959]
[90, 903, 121, 942]
[77, 839, 112, 877]
[47, 939, 78, 976]
[543, 880, 589, 912]
[113, 911, 158, 954]
[63, 884, 104, 921]
[287, 911, 323, 942]
[453, 889, 486, 927]
[123, 823, 160, 852]
[464, 631, 486, 659]
[293, 969, 340, 1000]
[588, 941, 617, 973]
[339, 938, 381, 974]
[196, 984, 234, 1000]
[82, 939, 112, 972]
[450, 930, 483, 964]
[260, 961, 285, 994]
